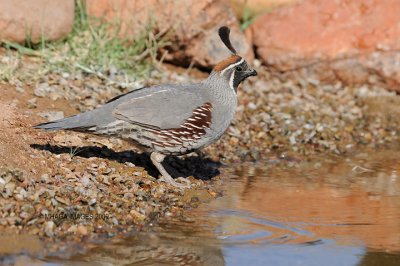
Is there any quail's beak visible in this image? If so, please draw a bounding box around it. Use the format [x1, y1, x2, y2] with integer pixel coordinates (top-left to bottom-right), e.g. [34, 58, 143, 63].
[245, 69, 257, 78]
[249, 69, 257, 76]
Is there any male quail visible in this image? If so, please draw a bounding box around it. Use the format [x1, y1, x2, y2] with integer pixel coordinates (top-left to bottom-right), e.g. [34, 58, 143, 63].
[35, 26, 257, 188]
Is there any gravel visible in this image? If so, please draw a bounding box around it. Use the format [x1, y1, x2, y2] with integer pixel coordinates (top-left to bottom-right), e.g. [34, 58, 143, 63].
[38, 111, 64, 122]
[0, 162, 218, 242]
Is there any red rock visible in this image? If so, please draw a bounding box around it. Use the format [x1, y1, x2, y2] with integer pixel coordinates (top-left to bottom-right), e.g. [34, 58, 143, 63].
[0, 0, 74, 43]
[86, 0, 253, 69]
[248, 0, 400, 91]
[230, 0, 299, 18]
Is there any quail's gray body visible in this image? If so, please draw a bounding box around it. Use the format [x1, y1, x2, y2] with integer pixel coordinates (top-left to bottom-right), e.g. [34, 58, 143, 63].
[35, 27, 257, 188]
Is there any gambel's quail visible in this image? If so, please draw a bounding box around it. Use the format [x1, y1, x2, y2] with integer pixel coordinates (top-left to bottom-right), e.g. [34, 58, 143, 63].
[35, 26, 257, 188]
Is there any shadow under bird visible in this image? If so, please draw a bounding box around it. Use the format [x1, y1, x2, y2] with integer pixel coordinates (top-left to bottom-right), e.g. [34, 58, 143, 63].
[34, 26, 257, 188]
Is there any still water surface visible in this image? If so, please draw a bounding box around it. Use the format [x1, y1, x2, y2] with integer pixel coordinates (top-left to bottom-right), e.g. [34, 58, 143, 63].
[5, 147, 400, 265]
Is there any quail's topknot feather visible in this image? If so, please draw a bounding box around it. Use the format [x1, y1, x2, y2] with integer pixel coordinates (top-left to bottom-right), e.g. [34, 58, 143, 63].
[218, 26, 237, 55]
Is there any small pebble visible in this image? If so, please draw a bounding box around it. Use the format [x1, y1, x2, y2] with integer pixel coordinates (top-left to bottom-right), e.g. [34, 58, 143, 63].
[44, 221, 55, 237]
[40, 174, 49, 183]
[27, 98, 37, 109]
[77, 225, 88, 236]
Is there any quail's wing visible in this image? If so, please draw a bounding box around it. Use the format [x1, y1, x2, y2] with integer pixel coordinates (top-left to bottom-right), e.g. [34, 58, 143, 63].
[111, 84, 208, 129]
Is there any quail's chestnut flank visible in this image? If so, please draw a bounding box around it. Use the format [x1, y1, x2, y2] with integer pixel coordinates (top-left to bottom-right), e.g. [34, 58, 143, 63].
[35, 26, 257, 188]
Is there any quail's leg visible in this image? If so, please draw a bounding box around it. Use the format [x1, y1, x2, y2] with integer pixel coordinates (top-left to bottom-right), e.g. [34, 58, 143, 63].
[150, 152, 191, 188]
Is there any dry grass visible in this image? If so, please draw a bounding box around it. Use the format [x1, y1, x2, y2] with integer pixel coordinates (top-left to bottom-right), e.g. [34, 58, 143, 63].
[0, 0, 168, 84]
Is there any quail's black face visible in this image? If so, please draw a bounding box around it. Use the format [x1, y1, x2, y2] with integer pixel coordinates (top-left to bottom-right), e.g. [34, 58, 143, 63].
[232, 60, 257, 88]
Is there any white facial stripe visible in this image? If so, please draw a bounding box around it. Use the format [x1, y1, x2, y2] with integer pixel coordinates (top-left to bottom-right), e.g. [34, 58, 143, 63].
[229, 71, 235, 92]
[220, 58, 245, 76]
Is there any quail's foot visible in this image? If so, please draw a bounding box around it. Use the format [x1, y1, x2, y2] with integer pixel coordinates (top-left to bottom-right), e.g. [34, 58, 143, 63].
[158, 175, 191, 189]
[176, 177, 192, 187]
[150, 152, 191, 189]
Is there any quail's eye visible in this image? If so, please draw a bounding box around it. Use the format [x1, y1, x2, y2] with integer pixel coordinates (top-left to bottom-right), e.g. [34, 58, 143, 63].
[235, 66, 243, 72]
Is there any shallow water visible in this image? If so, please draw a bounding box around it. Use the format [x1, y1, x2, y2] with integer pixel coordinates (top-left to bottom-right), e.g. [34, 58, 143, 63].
[3, 147, 400, 265]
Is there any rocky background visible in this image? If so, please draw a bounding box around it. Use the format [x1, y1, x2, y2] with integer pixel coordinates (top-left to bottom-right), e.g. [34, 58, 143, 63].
[2, 0, 400, 91]
[0, 0, 399, 257]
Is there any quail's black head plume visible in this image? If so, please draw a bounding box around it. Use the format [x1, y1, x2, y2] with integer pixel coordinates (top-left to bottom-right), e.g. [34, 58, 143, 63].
[218, 26, 237, 54]
[34, 26, 257, 188]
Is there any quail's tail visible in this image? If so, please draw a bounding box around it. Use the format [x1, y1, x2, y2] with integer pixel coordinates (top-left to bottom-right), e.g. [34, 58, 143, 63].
[34, 98, 120, 132]
[34, 112, 96, 132]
